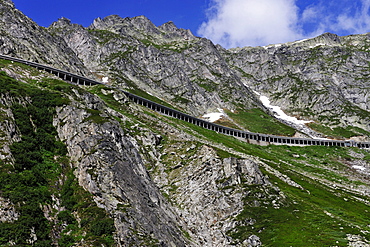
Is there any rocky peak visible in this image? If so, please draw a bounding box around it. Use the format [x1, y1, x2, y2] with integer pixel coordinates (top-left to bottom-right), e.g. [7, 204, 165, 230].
[88, 15, 124, 30]
[49, 17, 84, 30]
[159, 21, 178, 32]
[51, 17, 72, 27]
[1, 0, 14, 7]
[89, 15, 159, 35]
[159, 21, 195, 40]
[0, 0, 91, 76]
[313, 32, 342, 44]
[49, 17, 87, 36]
[288, 32, 342, 49]
[87, 14, 195, 42]
[130, 15, 158, 31]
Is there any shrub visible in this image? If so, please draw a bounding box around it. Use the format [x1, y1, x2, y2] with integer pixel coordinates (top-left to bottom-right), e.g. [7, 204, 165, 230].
[58, 234, 75, 247]
[57, 211, 76, 225]
[90, 218, 115, 236]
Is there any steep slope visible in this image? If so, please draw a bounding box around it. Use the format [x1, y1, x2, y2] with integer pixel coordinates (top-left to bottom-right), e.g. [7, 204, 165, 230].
[0, 59, 275, 246]
[226, 33, 370, 138]
[48, 15, 263, 119]
[0, 62, 188, 246]
[0, 65, 118, 245]
[0, 0, 91, 76]
[48, 15, 370, 140]
[1, 41, 370, 247]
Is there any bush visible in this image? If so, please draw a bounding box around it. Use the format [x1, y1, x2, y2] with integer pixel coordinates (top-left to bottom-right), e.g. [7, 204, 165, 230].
[58, 234, 75, 247]
[90, 218, 115, 236]
[60, 171, 78, 210]
[57, 210, 76, 225]
[0, 72, 67, 245]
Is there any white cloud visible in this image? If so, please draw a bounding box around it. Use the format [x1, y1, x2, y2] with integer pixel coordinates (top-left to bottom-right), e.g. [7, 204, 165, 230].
[198, 0, 370, 48]
[334, 0, 370, 34]
[301, 5, 321, 23]
[198, 0, 304, 48]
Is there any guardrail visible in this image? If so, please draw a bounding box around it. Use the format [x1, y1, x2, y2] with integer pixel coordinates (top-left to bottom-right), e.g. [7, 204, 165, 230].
[1, 54, 369, 149]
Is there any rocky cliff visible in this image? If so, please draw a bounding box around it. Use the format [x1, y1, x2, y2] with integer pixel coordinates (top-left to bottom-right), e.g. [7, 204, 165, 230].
[0, 1, 370, 246]
[226, 32, 370, 134]
[46, 15, 370, 139]
[0, 61, 272, 246]
[48, 15, 261, 118]
[0, 0, 90, 75]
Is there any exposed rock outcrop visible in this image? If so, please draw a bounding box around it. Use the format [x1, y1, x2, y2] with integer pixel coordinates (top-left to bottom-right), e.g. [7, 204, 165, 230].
[0, 197, 18, 223]
[46, 13, 370, 134]
[226, 33, 370, 131]
[53, 91, 188, 246]
[48, 15, 262, 118]
[0, 1, 90, 75]
[49, 85, 271, 246]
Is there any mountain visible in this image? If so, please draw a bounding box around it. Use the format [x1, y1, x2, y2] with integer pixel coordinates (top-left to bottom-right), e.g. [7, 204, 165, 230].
[226, 33, 370, 137]
[47, 15, 370, 139]
[0, 1, 369, 246]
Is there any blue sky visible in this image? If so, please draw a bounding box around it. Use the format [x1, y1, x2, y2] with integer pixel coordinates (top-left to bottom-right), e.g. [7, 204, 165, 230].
[12, 0, 370, 48]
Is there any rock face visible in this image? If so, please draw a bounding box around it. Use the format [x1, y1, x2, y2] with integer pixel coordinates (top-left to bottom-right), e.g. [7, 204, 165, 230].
[0, 0, 90, 75]
[48, 15, 261, 117]
[51, 87, 271, 246]
[146, 137, 271, 246]
[225, 33, 370, 131]
[53, 91, 188, 246]
[0, 93, 21, 163]
[0, 197, 19, 223]
[46, 16, 370, 133]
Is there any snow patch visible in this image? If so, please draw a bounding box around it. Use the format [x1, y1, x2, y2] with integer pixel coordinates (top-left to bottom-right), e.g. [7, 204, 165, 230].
[259, 95, 312, 126]
[253, 90, 261, 96]
[202, 108, 225, 122]
[102, 77, 109, 83]
[353, 165, 366, 171]
[293, 38, 309, 44]
[309, 43, 326, 48]
[263, 43, 283, 49]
